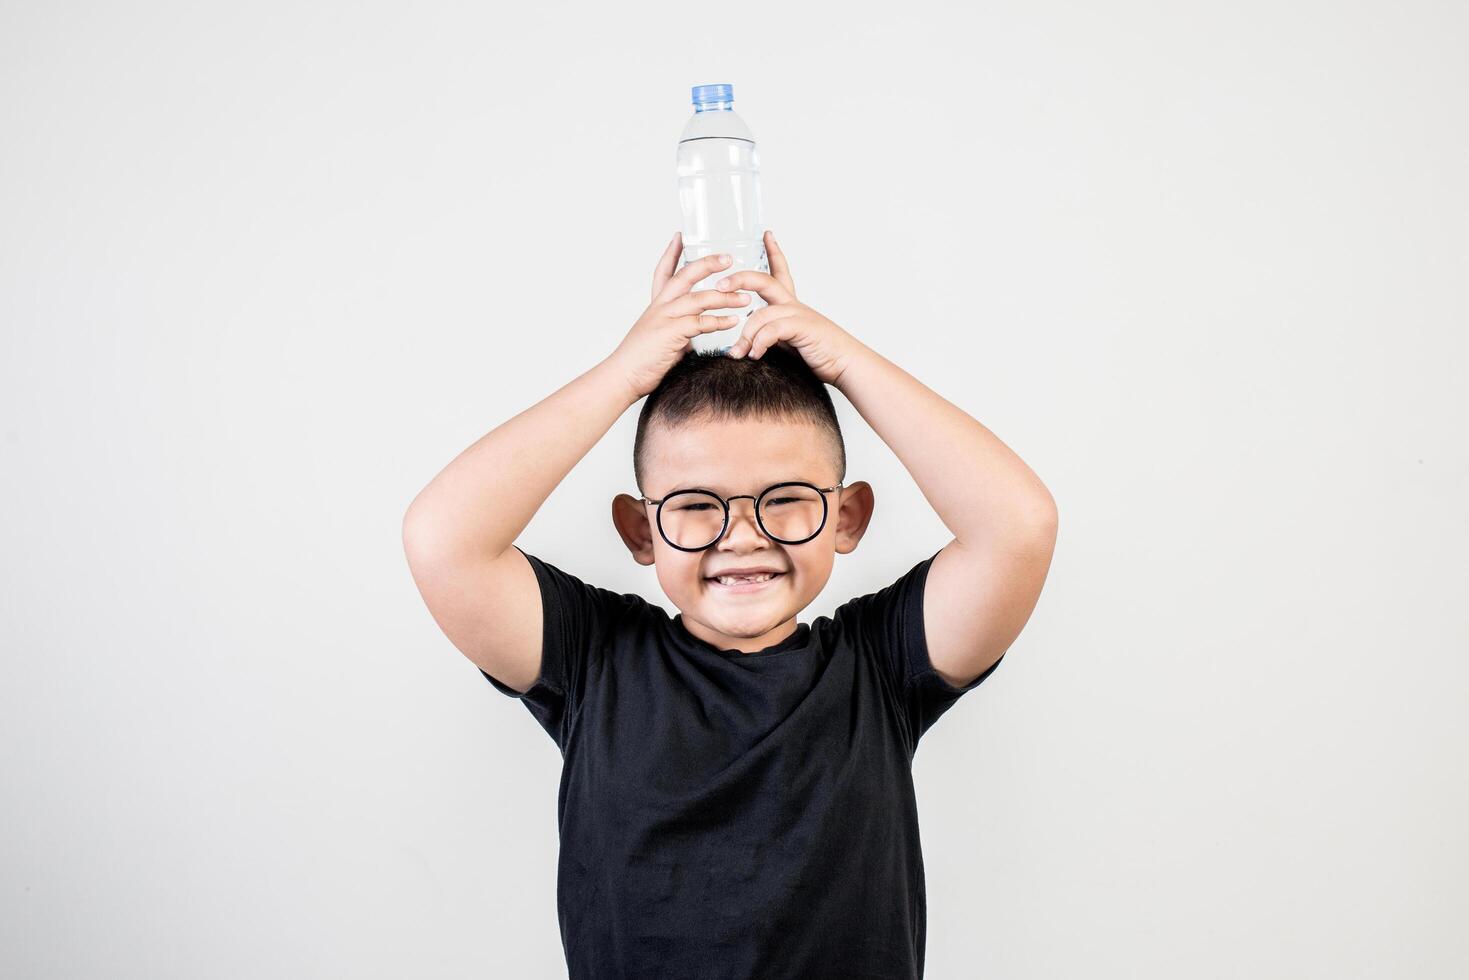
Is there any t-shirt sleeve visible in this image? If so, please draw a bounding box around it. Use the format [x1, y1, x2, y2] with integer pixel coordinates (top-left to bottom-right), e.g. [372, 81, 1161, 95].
[840, 547, 1004, 751]
[479, 545, 632, 751]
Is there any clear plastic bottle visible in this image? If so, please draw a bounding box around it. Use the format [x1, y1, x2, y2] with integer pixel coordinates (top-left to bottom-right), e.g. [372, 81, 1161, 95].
[676, 83, 769, 353]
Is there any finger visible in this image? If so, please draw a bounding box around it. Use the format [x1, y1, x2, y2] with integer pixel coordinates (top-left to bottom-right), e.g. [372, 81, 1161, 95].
[656, 251, 735, 304]
[680, 312, 742, 336]
[733, 317, 793, 360]
[728, 305, 801, 358]
[710, 269, 796, 307]
[651, 232, 683, 300]
[764, 230, 796, 295]
[665, 288, 752, 318]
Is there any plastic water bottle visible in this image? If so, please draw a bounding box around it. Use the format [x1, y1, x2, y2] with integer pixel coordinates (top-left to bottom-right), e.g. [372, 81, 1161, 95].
[676, 83, 770, 353]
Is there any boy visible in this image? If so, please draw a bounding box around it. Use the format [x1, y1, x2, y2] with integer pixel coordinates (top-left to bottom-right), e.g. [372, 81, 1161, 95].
[402, 230, 1058, 978]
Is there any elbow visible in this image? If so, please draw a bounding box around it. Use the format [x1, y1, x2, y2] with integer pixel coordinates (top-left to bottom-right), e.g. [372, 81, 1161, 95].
[401, 505, 443, 566]
[1021, 493, 1059, 549]
[401, 504, 421, 548]
[1039, 493, 1059, 534]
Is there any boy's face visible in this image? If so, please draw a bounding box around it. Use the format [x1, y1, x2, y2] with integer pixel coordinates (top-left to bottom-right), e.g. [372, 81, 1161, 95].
[611, 414, 874, 654]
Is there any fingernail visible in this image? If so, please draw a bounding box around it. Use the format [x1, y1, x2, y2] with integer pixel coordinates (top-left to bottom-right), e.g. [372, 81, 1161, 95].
[717, 279, 732, 290]
[719, 254, 732, 265]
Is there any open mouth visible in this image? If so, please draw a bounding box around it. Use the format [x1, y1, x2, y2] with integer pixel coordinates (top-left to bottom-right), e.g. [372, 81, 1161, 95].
[706, 572, 786, 593]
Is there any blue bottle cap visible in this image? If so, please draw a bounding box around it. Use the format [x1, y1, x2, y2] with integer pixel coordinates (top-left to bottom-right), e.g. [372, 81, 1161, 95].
[691, 83, 734, 106]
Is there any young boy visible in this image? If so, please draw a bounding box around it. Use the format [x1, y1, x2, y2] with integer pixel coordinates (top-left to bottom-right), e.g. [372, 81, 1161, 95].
[402, 230, 1058, 978]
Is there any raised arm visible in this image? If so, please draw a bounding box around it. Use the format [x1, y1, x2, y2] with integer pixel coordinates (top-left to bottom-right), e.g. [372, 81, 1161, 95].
[713, 231, 1059, 690]
[832, 341, 1058, 688]
[401, 238, 746, 690]
[402, 357, 637, 565]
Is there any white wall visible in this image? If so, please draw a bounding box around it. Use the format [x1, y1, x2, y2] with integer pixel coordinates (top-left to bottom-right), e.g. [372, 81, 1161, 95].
[2, 1, 1465, 977]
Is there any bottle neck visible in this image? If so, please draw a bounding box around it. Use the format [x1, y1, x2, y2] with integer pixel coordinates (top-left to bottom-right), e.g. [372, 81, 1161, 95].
[693, 101, 733, 113]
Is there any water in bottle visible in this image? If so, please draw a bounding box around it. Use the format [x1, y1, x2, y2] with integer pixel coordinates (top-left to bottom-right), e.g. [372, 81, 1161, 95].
[676, 83, 769, 353]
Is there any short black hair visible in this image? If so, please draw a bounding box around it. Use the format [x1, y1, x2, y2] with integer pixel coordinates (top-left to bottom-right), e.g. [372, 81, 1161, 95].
[633, 345, 846, 496]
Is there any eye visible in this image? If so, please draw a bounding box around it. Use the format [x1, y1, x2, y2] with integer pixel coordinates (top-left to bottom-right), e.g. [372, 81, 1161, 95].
[676, 502, 718, 512]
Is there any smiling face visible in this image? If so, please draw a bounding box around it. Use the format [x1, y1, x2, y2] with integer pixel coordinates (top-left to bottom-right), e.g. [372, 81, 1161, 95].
[612, 413, 874, 654]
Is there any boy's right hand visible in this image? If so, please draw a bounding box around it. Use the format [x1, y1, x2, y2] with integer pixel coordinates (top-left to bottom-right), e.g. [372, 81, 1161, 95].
[609, 232, 753, 400]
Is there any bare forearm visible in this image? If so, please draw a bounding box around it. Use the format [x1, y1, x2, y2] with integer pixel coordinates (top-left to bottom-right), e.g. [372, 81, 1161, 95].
[403, 357, 637, 561]
[835, 343, 1057, 547]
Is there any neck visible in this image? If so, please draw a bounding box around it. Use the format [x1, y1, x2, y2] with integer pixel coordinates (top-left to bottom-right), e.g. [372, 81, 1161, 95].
[678, 614, 799, 654]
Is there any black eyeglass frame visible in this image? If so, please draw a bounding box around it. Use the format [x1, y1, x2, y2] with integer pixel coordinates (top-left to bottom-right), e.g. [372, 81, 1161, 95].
[639, 481, 845, 553]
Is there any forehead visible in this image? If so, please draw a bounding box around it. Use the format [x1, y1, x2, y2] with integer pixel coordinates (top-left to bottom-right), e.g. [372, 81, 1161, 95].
[645, 415, 835, 495]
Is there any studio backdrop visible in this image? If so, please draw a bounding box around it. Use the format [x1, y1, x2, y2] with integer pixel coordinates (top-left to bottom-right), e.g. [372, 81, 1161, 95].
[2, 1, 1465, 977]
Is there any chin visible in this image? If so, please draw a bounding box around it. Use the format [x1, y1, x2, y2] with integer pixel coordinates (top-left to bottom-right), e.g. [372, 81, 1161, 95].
[713, 605, 784, 634]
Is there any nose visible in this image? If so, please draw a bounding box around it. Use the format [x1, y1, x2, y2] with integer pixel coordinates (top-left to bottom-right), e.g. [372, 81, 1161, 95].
[717, 497, 769, 548]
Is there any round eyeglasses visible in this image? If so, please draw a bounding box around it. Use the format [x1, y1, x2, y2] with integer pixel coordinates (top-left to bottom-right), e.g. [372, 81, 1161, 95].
[640, 481, 844, 552]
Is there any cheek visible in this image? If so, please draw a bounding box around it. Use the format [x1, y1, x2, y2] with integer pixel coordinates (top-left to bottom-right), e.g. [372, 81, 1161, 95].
[653, 554, 704, 597]
[793, 550, 834, 578]
[787, 556, 834, 599]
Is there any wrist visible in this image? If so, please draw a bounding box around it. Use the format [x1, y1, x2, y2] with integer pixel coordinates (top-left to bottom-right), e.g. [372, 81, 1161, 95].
[593, 354, 643, 409]
[832, 338, 879, 393]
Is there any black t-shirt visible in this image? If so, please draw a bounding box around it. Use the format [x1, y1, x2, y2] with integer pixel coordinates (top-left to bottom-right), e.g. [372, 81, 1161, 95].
[481, 545, 1004, 979]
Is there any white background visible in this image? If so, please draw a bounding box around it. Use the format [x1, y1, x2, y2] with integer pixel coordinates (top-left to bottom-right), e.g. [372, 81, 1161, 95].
[3, 1, 1466, 977]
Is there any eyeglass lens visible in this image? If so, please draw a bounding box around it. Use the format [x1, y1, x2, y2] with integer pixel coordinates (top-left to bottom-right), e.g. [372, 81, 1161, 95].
[659, 485, 826, 549]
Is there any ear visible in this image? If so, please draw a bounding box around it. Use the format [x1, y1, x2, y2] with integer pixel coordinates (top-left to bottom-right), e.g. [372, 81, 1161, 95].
[612, 493, 658, 566]
[831, 481, 875, 555]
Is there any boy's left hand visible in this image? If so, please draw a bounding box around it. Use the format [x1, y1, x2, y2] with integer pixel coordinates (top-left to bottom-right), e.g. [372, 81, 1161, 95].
[717, 231, 864, 386]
